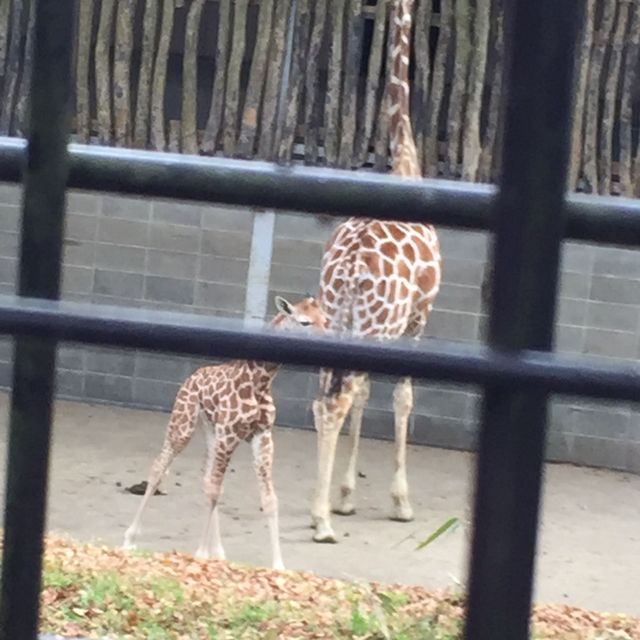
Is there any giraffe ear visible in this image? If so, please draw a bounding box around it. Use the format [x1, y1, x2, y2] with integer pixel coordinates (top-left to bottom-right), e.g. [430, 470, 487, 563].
[274, 296, 293, 315]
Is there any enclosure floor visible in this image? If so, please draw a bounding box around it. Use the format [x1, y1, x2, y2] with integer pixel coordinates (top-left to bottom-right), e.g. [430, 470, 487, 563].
[0, 392, 638, 616]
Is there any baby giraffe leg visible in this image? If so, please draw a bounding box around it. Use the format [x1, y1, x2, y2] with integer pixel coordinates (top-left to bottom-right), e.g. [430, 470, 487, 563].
[334, 375, 370, 516]
[390, 376, 414, 522]
[195, 428, 225, 560]
[196, 435, 238, 560]
[124, 381, 199, 550]
[195, 507, 224, 560]
[123, 442, 177, 550]
[252, 431, 284, 570]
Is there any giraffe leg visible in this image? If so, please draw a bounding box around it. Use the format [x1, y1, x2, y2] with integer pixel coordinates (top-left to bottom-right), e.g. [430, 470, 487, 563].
[195, 427, 225, 560]
[251, 431, 284, 570]
[334, 375, 370, 516]
[390, 376, 414, 522]
[123, 404, 197, 550]
[123, 444, 176, 550]
[311, 371, 356, 543]
[196, 435, 238, 560]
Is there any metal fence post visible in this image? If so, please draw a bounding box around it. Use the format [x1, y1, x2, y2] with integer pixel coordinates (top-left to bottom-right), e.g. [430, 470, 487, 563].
[463, 2, 584, 639]
[0, 1, 74, 638]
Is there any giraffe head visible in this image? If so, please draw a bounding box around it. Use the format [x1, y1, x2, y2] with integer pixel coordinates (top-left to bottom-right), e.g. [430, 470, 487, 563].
[272, 295, 327, 333]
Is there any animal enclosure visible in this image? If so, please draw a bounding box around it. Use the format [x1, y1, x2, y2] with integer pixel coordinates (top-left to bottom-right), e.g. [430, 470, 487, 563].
[0, 1, 639, 638]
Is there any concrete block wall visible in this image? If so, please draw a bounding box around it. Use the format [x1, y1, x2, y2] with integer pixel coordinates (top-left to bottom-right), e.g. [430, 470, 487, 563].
[0, 182, 638, 473]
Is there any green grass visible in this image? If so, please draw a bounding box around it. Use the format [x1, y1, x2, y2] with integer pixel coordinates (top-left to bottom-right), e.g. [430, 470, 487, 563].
[26, 535, 640, 640]
[39, 561, 459, 639]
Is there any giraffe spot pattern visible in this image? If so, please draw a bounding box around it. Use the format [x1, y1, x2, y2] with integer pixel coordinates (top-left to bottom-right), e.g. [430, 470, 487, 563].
[318, 216, 441, 340]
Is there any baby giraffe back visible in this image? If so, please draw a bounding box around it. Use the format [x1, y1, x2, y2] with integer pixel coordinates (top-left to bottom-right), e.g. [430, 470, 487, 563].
[185, 361, 275, 440]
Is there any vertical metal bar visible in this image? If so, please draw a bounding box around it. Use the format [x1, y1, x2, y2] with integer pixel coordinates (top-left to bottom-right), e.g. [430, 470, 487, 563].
[463, 3, 583, 640]
[0, 1, 74, 638]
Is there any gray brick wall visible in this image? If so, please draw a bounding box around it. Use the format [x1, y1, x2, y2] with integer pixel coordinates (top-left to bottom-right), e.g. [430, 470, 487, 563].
[0, 182, 638, 474]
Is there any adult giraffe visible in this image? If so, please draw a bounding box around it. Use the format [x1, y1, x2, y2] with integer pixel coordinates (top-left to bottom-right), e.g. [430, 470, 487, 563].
[310, 0, 442, 543]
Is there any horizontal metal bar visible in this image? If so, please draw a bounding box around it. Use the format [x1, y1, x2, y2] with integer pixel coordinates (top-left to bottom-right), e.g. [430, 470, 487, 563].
[0, 294, 639, 403]
[0, 137, 639, 247]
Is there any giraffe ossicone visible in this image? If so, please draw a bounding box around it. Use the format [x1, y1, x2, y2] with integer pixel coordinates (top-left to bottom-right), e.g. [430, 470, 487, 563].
[309, 0, 442, 544]
[122, 295, 326, 570]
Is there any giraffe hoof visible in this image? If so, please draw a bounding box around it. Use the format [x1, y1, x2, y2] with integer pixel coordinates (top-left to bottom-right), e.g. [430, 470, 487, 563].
[312, 520, 338, 543]
[122, 534, 137, 551]
[390, 508, 414, 523]
[333, 505, 356, 516]
[313, 531, 338, 543]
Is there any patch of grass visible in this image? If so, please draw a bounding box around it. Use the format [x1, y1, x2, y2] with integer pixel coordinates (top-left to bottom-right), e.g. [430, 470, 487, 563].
[41, 564, 218, 638]
[42, 565, 77, 591]
[349, 603, 377, 636]
[77, 571, 135, 610]
[377, 589, 410, 614]
[227, 600, 281, 634]
[23, 535, 640, 640]
[130, 547, 155, 559]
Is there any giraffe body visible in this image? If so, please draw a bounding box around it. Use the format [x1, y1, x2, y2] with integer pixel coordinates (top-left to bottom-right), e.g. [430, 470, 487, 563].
[123, 296, 325, 569]
[310, 0, 442, 543]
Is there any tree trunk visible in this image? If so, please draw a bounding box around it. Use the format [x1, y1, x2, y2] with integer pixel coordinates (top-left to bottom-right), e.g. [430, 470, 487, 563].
[202, 0, 231, 154]
[338, 0, 364, 168]
[480, 1, 504, 183]
[134, 0, 160, 148]
[237, 0, 275, 158]
[181, 0, 206, 154]
[0, 0, 10, 78]
[151, 0, 176, 151]
[278, 0, 312, 161]
[374, 91, 390, 172]
[445, 0, 471, 178]
[303, 0, 328, 165]
[0, 0, 23, 134]
[373, 20, 393, 172]
[619, 0, 640, 196]
[354, 0, 388, 166]
[412, 0, 432, 168]
[568, 0, 596, 191]
[324, 0, 346, 166]
[461, 0, 490, 181]
[113, 0, 136, 147]
[257, 0, 290, 159]
[599, 0, 629, 195]
[223, 0, 250, 156]
[95, 0, 116, 145]
[168, 119, 181, 152]
[582, 0, 616, 193]
[14, 0, 35, 137]
[424, 0, 453, 176]
[75, 0, 95, 142]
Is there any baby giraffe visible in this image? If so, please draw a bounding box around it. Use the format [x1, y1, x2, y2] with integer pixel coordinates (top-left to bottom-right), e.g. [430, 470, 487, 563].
[122, 295, 325, 570]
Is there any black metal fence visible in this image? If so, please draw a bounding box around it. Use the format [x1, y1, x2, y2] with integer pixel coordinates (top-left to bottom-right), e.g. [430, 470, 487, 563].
[0, 1, 638, 640]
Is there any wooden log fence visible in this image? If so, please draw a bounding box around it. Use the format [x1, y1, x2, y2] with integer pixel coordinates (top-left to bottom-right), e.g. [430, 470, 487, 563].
[0, 0, 639, 196]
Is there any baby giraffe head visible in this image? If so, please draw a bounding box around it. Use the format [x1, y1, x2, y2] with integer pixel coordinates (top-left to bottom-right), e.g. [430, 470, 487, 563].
[272, 295, 327, 333]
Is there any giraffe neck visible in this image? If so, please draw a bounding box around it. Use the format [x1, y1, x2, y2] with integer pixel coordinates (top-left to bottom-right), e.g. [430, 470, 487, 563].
[246, 359, 281, 382]
[389, 0, 420, 178]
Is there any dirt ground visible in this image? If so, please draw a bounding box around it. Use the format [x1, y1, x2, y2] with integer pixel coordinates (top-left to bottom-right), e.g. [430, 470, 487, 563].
[0, 392, 638, 617]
